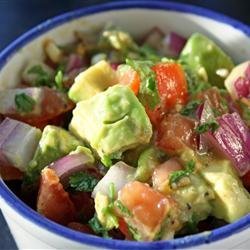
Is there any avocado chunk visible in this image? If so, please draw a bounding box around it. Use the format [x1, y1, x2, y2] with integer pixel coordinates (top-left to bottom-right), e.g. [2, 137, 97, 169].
[200, 159, 250, 222]
[24, 125, 83, 184]
[68, 60, 117, 103]
[135, 146, 165, 182]
[69, 85, 152, 160]
[180, 33, 234, 88]
[174, 173, 214, 222]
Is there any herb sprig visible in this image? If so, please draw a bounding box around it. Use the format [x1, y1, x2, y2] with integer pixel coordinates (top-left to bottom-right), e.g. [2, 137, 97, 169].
[15, 93, 36, 113]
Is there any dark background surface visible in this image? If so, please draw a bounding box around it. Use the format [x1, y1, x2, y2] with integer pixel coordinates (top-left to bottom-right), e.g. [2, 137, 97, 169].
[0, 0, 249, 249]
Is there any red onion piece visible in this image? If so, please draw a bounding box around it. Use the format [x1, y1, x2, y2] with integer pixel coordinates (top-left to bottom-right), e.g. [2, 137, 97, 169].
[162, 32, 187, 57]
[66, 54, 84, 73]
[205, 112, 250, 176]
[0, 118, 41, 171]
[234, 77, 250, 98]
[49, 152, 95, 187]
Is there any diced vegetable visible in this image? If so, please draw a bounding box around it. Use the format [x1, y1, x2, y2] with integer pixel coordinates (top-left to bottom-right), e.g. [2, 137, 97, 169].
[0, 165, 23, 180]
[117, 65, 140, 95]
[152, 158, 182, 193]
[49, 147, 95, 187]
[92, 161, 135, 198]
[118, 181, 177, 240]
[70, 85, 152, 160]
[24, 125, 83, 185]
[156, 114, 197, 155]
[0, 87, 74, 128]
[152, 62, 188, 110]
[126, 59, 160, 109]
[225, 61, 250, 99]
[0, 118, 41, 171]
[161, 32, 187, 57]
[135, 146, 165, 182]
[180, 33, 234, 88]
[201, 112, 250, 176]
[142, 27, 164, 50]
[37, 168, 76, 225]
[200, 159, 250, 222]
[44, 39, 63, 64]
[66, 54, 84, 73]
[68, 60, 118, 103]
[22, 60, 54, 86]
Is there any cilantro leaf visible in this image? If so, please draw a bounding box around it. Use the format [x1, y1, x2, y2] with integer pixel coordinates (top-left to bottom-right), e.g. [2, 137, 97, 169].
[127, 224, 142, 241]
[54, 70, 64, 91]
[115, 200, 132, 217]
[180, 100, 201, 117]
[69, 172, 98, 192]
[169, 160, 195, 186]
[27, 65, 52, 87]
[126, 58, 160, 109]
[88, 214, 109, 238]
[15, 93, 36, 113]
[195, 120, 219, 134]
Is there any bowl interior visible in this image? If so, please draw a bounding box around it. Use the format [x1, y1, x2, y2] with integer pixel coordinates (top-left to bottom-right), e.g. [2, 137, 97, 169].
[0, 2, 249, 249]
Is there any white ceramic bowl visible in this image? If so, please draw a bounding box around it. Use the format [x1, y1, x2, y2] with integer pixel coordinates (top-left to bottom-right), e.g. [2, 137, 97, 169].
[0, 1, 249, 249]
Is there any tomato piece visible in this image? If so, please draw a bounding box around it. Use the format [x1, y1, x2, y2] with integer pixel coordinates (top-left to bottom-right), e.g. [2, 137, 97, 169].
[119, 181, 169, 230]
[6, 87, 74, 128]
[156, 114, 197, 155]
[242, 171, 250, 191]
[145, 105, 164, 127]
[37, 168, 76, 225]
[70, 192, 95, 222]
[0, 165, 23, 180]
[152, 159, 182, 192]
[117, 67, 140, 95]
[118, 218, 131, 240]
[68, 222, 94, 234]
[196, 87, 228, 115]
[152, 62, 188, 110]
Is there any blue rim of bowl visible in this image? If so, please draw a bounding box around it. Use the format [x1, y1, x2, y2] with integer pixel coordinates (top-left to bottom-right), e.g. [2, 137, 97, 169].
[0, 1, 249, 249]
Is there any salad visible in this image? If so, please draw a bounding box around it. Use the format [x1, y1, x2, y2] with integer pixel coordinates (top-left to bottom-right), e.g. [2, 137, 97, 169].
[1, 24, 250, 241]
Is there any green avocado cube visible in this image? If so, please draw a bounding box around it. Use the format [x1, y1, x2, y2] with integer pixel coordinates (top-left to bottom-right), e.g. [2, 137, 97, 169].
[24, 125, 83, 184]
[69, 85, 152, 159]
[180, 33, 234, 88]
[200, 159, 250, 222]
[68, 60, 117, 103]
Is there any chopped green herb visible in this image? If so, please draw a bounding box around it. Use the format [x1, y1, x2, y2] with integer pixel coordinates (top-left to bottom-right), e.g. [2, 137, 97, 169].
[88, 214, 109, 238]
[169, 160, 195, 186]
[154, 216, 170, 240]
[195, 120, 219, 134]
[69, 172, 98, 192]
[27, 65, 52, 87]
[115, 200, 132, 217]
[127, 224, 142, 241]
[54, 70, 64, 91]
[180, 100, 201, 116]
[15, 93, 36, 113]
[126, 58, 160, 109]
[108, 182, 115, 202]
[179, 60, 211, 96]
[138, 45, 160, 61]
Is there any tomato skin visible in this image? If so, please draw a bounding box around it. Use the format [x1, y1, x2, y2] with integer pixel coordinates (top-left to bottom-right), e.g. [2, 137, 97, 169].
[156, 114, 197, 155]
[152, 62, 188, 110]
[37, 168, 76, 225]
[117, 68, 140, 95]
